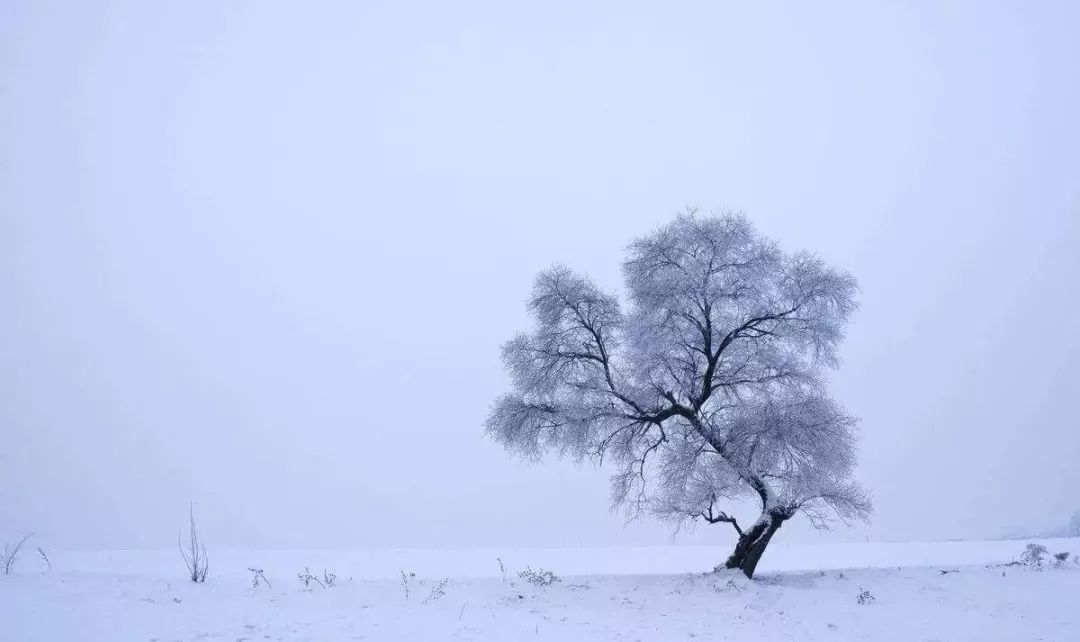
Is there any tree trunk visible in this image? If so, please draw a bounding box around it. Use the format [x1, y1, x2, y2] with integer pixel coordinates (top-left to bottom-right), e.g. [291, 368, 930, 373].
[724, 513, 786, 579]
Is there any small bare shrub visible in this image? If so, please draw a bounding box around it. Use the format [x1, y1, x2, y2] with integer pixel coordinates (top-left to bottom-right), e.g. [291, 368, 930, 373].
[1020, 543, 1048, 570]
[36, 547, 51, 572]
[1052, 552, 1070, 568]
[323, 569, 337, 587]
[248, 567, 271, 589]
[178, 505, 209, 583]
[297, 566, 325, 589]
[400, 570, 415, 599]
[2, 533, 32, 575]
[497, 558, 507, 584]
[856, 588, 875, 605]
[518, 567, 560, 588]
[423, 577, 450, 603]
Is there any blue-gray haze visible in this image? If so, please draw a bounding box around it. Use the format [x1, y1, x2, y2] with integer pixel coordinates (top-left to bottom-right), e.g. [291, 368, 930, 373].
[2, 1, 1078, 549]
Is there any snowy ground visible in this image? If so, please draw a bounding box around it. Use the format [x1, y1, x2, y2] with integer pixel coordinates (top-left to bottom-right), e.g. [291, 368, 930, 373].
[4, 539, 1078, 641]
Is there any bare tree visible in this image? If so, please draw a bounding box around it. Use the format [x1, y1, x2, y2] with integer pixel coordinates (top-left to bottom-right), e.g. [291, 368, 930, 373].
[178, 504, 209, 583]
[1, 533, 32, 575]
[1069, 510, 1080, 537]
[486, 212, 869, 578]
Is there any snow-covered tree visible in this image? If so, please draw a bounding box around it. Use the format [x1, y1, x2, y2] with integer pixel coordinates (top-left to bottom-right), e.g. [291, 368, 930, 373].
[1070, 510, 1080, 537]
[486, 212, 870, 578]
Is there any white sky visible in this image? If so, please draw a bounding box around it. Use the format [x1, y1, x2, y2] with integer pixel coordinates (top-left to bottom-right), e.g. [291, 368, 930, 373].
[2, 1, 1078, 550]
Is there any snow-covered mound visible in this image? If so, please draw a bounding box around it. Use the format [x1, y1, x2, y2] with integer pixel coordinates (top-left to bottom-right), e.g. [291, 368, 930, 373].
[3, 539, 1077, 641]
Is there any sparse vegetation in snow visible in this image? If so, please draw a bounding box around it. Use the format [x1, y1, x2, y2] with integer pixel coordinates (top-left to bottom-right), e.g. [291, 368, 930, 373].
[36, 546, 51, 572]
[400, 570, 415, 599]
[518, 567, 561, 587]
[247, 567, 271, 589]
[178, 505, 208, 583]
[1, 533, 32, 575]
[2, 541, 1079, 641]
[297, 566, 325, 589]
[422, 577, 450, 603]
[1020, 543, 1048, 570]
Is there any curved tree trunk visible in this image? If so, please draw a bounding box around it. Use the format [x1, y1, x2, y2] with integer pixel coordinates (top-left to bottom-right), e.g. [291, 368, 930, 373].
[724, 512, 786, 578]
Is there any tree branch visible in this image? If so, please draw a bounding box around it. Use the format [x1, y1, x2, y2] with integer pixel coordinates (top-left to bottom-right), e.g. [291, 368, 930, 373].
[701, 501, 743, 536]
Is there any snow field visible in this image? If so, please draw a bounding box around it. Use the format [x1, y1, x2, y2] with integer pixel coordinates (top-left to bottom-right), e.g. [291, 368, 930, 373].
[4, 539, 1078, 641]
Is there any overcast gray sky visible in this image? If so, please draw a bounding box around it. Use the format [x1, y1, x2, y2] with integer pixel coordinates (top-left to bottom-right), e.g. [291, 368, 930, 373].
[2, 1, 1078, 550]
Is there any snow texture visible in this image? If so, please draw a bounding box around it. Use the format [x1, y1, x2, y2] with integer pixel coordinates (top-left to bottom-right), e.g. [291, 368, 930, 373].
[4, 538, 1077, 641]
